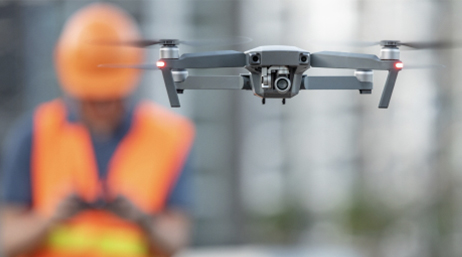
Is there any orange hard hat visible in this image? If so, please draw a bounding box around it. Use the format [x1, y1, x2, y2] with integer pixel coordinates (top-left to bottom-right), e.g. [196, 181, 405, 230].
[55, 3, 144, 99]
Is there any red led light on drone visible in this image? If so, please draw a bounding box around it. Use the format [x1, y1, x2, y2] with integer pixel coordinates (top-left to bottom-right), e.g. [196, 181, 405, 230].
[395, 62, 404, 69]
[156, 61, 166, 68]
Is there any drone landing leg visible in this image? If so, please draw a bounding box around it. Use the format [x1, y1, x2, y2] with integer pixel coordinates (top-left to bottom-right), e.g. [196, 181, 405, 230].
[379, 70, 399, 109]
[262, 98, 266, 105]
[161, 69, 181, 108]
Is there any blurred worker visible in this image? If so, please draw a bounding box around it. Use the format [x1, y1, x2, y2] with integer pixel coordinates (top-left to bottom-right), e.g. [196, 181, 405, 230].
[1, 3, 194, 257]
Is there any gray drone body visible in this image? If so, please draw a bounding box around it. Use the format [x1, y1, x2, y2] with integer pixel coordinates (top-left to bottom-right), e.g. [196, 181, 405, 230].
[103, 40, 405, 108]
[245, 46, 310, 100]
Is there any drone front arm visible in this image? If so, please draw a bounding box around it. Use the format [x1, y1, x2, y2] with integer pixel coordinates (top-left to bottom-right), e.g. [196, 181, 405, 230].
[379, 69, 399, 108]
[163, 50, 247, 69]
[161, 69, 181, 107]
[157, 51, 247, 107]
[310, 51, 393, 70]
[310, 51, 402, 108]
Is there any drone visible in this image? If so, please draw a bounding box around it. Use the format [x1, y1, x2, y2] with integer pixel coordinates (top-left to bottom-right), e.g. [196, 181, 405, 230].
[102, 39, 449, 108]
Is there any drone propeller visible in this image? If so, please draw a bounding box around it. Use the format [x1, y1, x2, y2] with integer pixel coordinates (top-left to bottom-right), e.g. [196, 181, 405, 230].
[98, 63, 160, 70]
[397, 41, 462, 50]
[382, 40, 462, 50]
[402, 63, 446, 69]
[99, 36, 252, 48]
[348, 40, 462, 50]
[117, 39, 170, 47]
[181, 36, 253, 47]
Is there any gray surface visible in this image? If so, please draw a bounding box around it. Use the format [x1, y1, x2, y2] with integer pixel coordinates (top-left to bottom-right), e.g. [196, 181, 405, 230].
[165, 50, 247, 69]
[176, 75, 244, 90]
[378, 70, 399, 108]
[161, 69, 181, 107]
[302, 76, 373, 90]
[310, 51, 394, 70]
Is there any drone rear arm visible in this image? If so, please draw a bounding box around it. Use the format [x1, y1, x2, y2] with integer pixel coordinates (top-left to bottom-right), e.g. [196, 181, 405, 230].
[175, 75, 248, 90]
[301, 76, 372, 93]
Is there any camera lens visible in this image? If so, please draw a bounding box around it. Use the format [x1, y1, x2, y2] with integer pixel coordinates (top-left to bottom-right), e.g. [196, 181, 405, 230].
[275, 77, 291, 93]
[249, 53, 260, 64]
[277, 79, 288, 90]
[299, 53, 309, 64]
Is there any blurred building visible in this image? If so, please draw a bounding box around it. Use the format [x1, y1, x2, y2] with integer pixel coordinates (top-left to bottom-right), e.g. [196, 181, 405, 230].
[1, 0, 462, 257]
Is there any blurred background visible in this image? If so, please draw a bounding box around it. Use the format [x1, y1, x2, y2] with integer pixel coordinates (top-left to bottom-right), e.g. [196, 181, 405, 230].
[1, 0, 461, 256]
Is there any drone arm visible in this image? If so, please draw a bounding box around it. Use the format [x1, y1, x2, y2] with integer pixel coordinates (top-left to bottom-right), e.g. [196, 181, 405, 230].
[310, 51, 393, 70]
[161, 69, 181, 107]
[175, 75, 247, 90]
[310, 51, 403, 108]
[301, 76, 372, 91]
[379, 70, 399, 108]
[165, 50, 247, 69]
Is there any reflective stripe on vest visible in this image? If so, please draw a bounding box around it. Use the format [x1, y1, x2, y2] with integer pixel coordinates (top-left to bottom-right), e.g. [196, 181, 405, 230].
[46, 211, 149, 257]
[30, 99, 194, 257]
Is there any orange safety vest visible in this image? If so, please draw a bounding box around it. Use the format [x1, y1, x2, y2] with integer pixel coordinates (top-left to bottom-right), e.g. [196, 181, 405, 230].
[29, 99, 194, 257]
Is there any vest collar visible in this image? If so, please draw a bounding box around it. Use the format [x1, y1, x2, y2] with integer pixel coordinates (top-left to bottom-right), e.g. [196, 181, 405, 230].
[62, 96, 136, 140]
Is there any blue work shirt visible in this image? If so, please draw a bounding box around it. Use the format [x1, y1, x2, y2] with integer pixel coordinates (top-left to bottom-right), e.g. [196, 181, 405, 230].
[1, 99, 192, 210]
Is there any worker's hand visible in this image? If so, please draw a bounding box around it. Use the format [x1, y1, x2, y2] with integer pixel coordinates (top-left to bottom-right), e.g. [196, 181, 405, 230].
[106, 195, 151, 226]
[50, 194, 87, 224]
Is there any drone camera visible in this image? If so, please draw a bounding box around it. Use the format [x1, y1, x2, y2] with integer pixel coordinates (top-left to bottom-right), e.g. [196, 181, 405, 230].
[273, 67, 292, 94]
[299, 53, 309, 64]
[275, 77, 291, 93]
[249, 53, 261, 65]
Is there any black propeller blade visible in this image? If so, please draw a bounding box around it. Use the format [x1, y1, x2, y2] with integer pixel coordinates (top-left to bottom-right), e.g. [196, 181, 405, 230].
[98, 63, 160, 70]
[398, 41, 462, 50]
[349, 40, 462, 50]
[379, 40, 462, 50]
[402, 63, 446, 69]
[118, 39, 167, 47]
[98, 36, 252, 48]
[180, 37, 253, 47]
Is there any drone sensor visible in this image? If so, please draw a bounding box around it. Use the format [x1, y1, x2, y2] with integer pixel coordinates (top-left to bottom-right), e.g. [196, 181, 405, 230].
[299, 53, 309, 64]
[249, 53, 261, 65]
